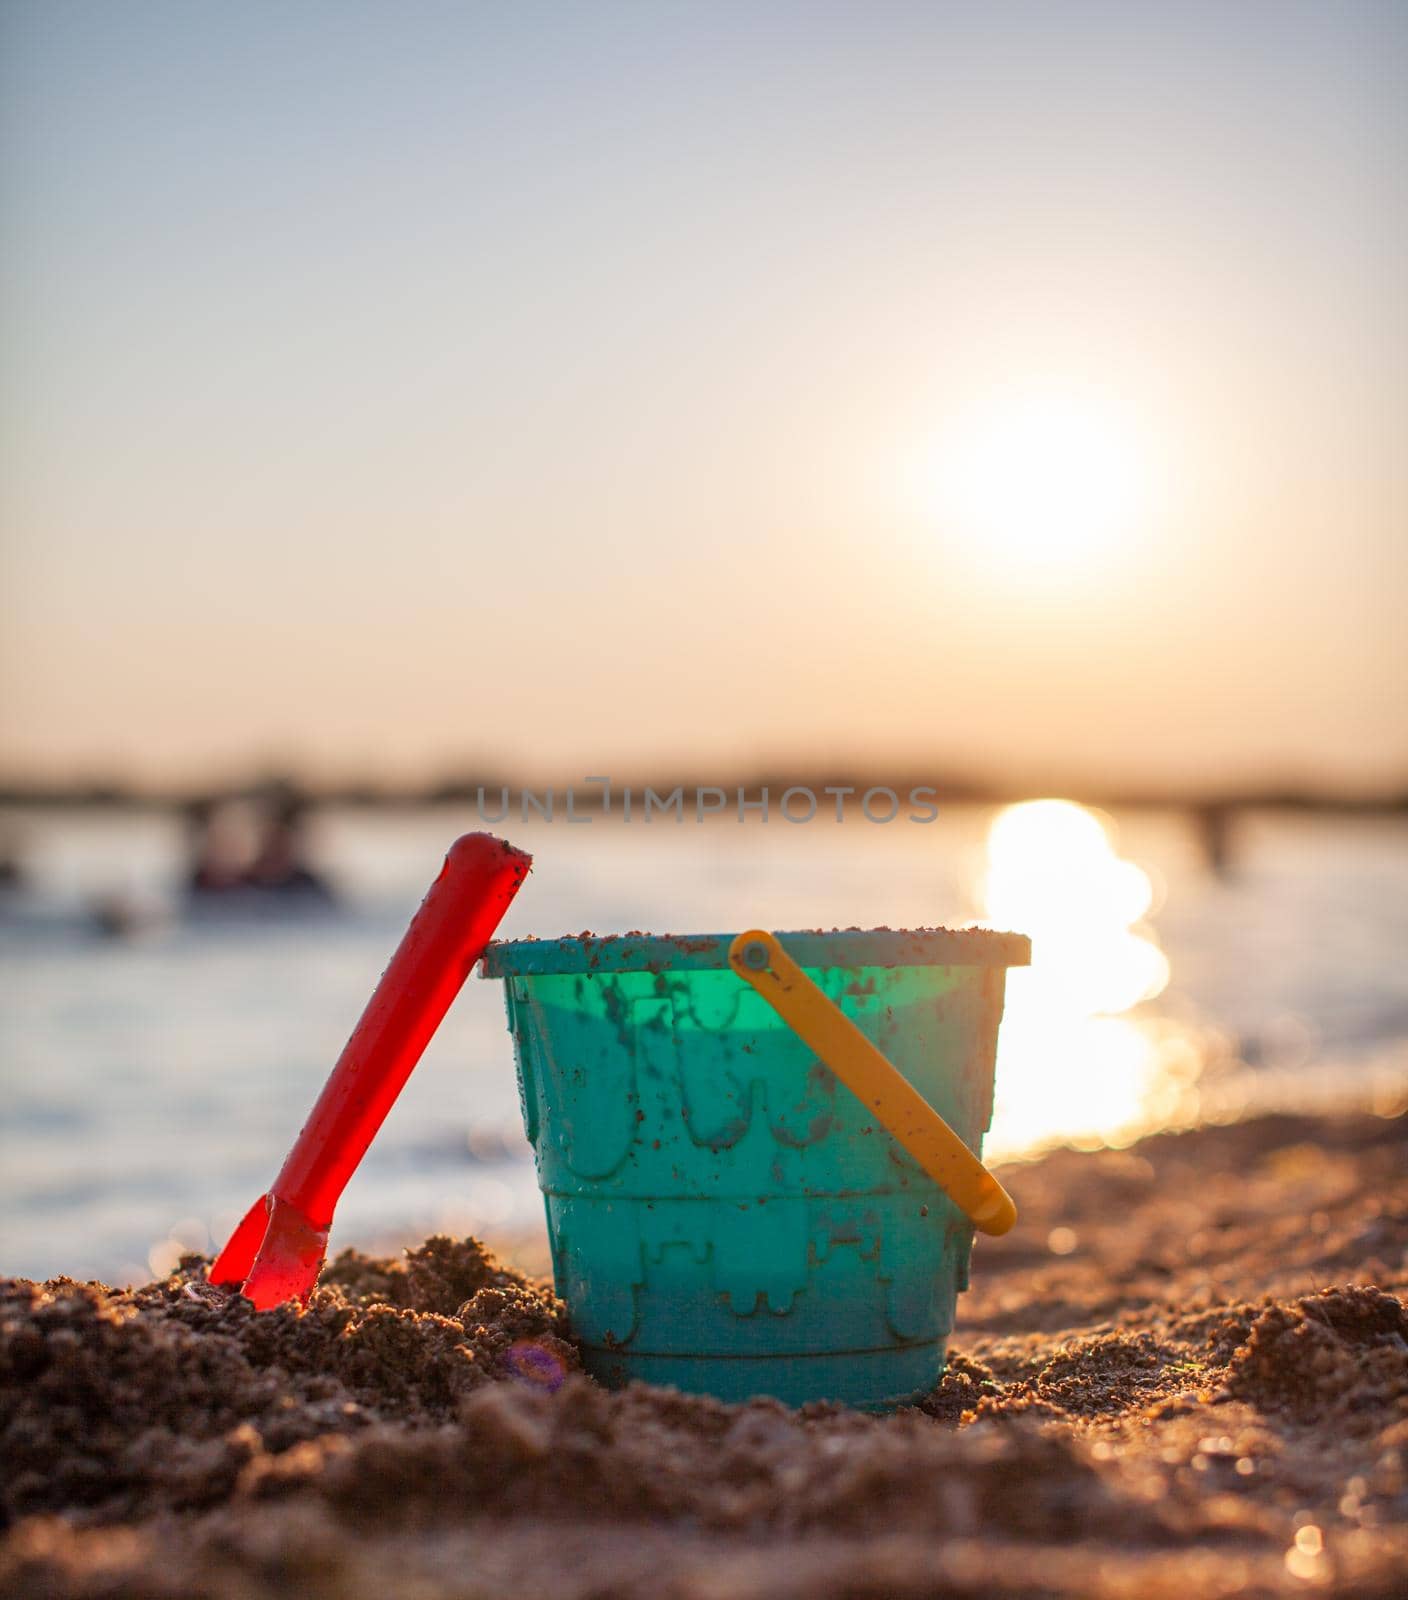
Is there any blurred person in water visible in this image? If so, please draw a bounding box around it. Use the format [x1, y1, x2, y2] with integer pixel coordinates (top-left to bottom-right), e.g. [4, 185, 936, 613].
[245, 794, 334, 901]
[186, 792, 335, 905]
[184, 798, 249, 895]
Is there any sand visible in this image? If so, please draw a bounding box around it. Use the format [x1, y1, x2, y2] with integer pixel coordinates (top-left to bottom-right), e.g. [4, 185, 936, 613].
[2, 1109, 1405, 1598]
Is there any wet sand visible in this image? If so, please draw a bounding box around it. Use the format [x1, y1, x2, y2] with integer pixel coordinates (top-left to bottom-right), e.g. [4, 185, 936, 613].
[3, 1108, 1405, 1598]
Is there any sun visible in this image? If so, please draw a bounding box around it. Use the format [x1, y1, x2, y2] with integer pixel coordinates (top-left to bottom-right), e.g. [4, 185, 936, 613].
[921, 383, 1152, 570]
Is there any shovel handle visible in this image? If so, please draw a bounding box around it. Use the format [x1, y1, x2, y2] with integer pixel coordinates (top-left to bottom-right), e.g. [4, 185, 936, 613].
[272, 833, 531, 1228]
[727, 930, 1016, 1236]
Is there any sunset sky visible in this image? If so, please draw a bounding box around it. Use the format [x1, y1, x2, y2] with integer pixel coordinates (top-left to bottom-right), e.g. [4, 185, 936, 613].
[3, 1, 1404, 791]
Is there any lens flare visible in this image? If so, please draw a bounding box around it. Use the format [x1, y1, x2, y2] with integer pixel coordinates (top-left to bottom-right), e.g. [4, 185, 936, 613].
[980, 800, 1199, 1159]
[503, 1338, 569, 1393]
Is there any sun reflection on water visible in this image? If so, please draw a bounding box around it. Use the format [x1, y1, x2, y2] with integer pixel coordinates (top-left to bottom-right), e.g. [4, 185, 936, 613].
[981, 800, 1202, 1161]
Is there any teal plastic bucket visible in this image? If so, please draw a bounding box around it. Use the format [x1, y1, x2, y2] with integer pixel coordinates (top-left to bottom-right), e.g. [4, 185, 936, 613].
[482, 927, 1029, 1409]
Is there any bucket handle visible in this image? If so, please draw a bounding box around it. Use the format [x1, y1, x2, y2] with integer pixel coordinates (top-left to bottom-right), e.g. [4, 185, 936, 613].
[727, 930, 1017, 1237]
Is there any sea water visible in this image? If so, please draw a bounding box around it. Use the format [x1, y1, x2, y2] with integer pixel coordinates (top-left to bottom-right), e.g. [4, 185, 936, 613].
[1, 803, 1404, 1283]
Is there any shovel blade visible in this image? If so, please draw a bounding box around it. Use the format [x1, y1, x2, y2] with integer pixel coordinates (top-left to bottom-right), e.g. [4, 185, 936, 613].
[208, 1193, 328, 1308]
[208, 1194, 272, 1288]
[238, 1195, 330, 1310]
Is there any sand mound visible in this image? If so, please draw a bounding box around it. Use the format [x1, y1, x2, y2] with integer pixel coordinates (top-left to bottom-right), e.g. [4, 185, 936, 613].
[1224, 1285, 1408, 1422]
[1, 1238, 573, 1523]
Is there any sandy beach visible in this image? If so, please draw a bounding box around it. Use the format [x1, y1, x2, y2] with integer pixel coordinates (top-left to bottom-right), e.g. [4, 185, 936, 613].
[3, 1105, 1405, 1599]
[7, 4, 1405, 1596]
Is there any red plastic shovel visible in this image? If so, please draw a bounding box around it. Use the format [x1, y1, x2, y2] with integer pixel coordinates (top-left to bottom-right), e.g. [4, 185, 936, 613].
[209, 832, 531, 1309]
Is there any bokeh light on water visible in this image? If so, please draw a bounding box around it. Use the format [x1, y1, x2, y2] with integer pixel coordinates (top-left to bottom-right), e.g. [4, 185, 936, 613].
[981, 800, 1202, 1161]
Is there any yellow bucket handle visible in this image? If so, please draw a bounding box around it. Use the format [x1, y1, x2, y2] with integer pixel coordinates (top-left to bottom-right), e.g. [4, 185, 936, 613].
[727, 930, 1017, 1237]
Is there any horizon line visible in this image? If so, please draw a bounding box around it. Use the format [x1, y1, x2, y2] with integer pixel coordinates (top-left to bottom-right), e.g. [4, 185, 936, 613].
[1, 767, 1405, 815]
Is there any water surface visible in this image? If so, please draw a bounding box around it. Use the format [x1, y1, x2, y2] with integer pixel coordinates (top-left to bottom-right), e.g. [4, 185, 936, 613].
[1, 803, 1403, 1283]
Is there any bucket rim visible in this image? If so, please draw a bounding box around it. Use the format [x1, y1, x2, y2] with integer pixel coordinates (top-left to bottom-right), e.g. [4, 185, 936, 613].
[480, 925, 1030, 978]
